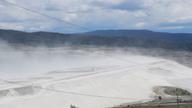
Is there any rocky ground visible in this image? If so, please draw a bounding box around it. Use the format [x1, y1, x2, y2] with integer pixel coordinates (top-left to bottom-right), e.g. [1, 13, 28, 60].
[113, 86, 192, 108]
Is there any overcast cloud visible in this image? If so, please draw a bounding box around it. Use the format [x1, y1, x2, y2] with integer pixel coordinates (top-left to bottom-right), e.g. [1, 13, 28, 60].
[0, 0, 192, 33]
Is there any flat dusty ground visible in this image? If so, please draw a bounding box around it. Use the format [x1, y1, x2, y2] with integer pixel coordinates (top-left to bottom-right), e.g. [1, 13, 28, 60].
[0, 47, 192, 108]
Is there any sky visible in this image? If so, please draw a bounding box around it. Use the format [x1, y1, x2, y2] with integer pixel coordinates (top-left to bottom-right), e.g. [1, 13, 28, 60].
[0, 0, 192, 33]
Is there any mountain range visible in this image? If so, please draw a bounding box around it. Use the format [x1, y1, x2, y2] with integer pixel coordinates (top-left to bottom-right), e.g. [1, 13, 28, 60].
[0, 29, 192, 51]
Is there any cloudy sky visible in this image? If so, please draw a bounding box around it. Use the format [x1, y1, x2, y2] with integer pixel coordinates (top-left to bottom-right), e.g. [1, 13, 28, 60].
[0, 0, 192, 33]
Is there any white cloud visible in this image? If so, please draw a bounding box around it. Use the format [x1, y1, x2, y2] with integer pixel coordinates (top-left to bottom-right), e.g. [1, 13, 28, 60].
[0, 23, 24, 30]
[135, 22, 146, 28]
[0, 0, 192, 32]
[160, 26, 185, 30]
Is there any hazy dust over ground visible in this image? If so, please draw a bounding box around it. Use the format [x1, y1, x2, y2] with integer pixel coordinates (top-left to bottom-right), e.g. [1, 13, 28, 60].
[0, 42, 192, 79]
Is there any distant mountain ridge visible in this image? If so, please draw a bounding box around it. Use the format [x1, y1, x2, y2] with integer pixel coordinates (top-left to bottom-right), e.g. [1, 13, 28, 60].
[86, 30, 159, 36]
[0, 29, 192, 51]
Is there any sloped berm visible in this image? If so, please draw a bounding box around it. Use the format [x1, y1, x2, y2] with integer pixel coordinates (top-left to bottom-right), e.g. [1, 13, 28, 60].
[0, 85, 41, 98]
